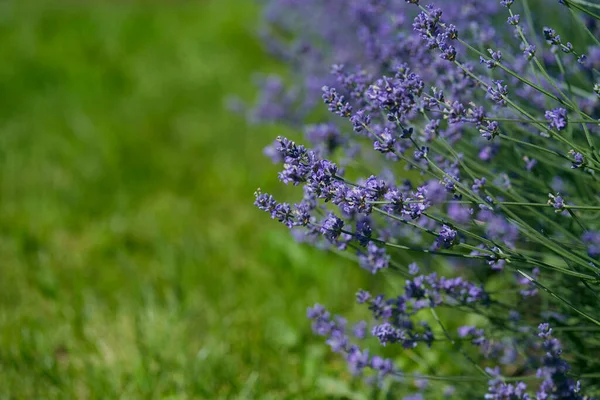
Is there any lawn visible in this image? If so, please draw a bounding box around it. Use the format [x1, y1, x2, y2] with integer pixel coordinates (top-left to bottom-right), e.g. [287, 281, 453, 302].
[0, 1, 374, 398]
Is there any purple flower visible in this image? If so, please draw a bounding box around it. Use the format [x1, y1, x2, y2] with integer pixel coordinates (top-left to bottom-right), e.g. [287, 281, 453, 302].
[356, 289, 371, 304]
[350, 109, 371, 133]
[485, 379, 528, 400]
[359, 243, 390, 273]
[254, 190, 277, 215]
[424, 180, 448, 204]
[582, 231, 600, 257]
[383, 187, 404, 213]
[507, 14, 520, 25]
[435, 225, 458, 249]
[472, 177, 486, 193]
[569, 149, 584, 169]
[481, 49, 502, 69]
[355, 218, 373, 246]
[346, 347, 370, 375]
[543, 27, 562, 45]
[548, 193, 565, 211]
[523, 156, 537, 171]
[487, 80, 508, 106]
[448, 203, 471, 224]
[545, 108, 568, 131]
[321, 213, 344, 241]
[353, 321, 368, 339]
[373, 128, 397, 153]
[273, 203, 295, 228]
[538, 323, 552, 338]
[371, 356, 394, 377]
[408, 262, 420, 275]
[522, 44, 536, 60]
[366, 66, 424, 121]
[322, 86, 353, 118]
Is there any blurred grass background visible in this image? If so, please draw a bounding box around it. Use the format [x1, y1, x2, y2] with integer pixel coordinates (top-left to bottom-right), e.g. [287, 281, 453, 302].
[0, 1, 378, 398]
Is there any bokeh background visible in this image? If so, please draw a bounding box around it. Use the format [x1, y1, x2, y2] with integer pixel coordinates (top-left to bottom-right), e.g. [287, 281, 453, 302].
[0, 1, 384, 398]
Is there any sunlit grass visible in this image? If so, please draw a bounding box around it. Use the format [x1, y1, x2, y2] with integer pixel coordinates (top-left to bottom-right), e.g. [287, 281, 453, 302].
[0, 1, 376, 398]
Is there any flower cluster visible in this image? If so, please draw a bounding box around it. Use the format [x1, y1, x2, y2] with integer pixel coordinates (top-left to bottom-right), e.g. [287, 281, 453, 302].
[249, 0, 600, 397]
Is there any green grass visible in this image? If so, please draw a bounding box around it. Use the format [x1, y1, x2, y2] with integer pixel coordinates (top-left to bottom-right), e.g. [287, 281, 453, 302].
[0, 1, 376, 398]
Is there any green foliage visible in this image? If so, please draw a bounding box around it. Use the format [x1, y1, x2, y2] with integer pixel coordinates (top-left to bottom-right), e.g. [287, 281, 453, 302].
[0, 1, 378, 397]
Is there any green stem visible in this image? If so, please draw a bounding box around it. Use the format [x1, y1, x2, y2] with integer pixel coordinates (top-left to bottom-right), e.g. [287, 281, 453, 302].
[516, 269, 600, 327]
[563, 0, 600, 20]
[487, 118, 598, 124]
[428, 306, 490, 378]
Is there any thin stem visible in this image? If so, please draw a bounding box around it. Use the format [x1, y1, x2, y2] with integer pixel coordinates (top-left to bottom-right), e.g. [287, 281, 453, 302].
[563, 0, 600, 20]
[497, 134, 570, 161]
[516, 269, 600, 327]
[486, 117, 598, 124]
[452, 59, 595, 163]
[428, 306, 491, 378]
[370, 199, 600, 211]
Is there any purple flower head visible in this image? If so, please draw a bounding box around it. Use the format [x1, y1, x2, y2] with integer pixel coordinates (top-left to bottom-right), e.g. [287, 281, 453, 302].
[364, 175, 388, 201]
[366, 67, 424, 121]
[538, 323, 552, 338]
[355, 218, 373, 246]
[569, 149, 584, 169]
[383, 186, 405, 213]
[481, 49, 502, 69]
[356, 289, 371, 304]
[371, 355, 394, 378]
[487, 80, 508, 106]
[448, 101, 467, 123]
[322, 86, 353, 118]
[345, 187, 373, 215]
[548, 193, 565, 211]
[254, 190, 278, 215]
[307, 304, 326, 320]
[458, 325, 483, 338]
[353, 321, 368, 339]
[350, 109, 371, 133]
[545, 108, 568, 131]
[263, 140, 284, 163]
[273, 203, 295, 228]
[435, 225, 458, 249]
[507, 14, 520, 26]
[486, 379, 528, 400]
[373, 127, 397, 153]
[523, 156, 537, 171]
[448, 203, 471, 224]
[346, 347, 370, 375]
[582, 231, 600, 257]
[480, 120, 501, 140]
[423, 119, 440, 141]
[424, 180, 448, 204]
[326, 329, 348, 352]
[414, 146, 429, 161]
[408, 262, 420, 275]
[321, 213, 344, 241]
[521, 43, 537, 60]
[479, 145, 499, 161]
[472, 177, 486, 193]
[359, 243, 390, 273]
[543, 27, 562, 45]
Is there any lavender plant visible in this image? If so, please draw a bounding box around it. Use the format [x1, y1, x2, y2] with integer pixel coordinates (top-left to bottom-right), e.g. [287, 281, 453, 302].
[249, 0, 600, 397]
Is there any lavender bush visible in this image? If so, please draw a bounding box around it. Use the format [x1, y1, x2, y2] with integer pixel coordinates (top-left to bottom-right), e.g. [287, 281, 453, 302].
[248, 0, 600, 397]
